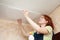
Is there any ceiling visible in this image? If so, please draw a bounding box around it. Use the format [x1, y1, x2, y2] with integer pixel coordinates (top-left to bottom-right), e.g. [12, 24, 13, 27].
[0, 0, 60, 22]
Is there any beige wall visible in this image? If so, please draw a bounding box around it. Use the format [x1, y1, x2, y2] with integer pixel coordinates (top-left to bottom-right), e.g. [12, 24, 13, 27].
[49, 6, 60, 34]
[0, 19, 34, 40]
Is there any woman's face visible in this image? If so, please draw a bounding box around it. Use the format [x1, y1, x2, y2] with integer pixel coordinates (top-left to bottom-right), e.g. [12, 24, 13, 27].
[38, 16, 48, 25]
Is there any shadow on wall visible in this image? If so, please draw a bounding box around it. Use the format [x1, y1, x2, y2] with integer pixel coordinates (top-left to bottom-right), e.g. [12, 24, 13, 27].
[0, 19, 34, 40]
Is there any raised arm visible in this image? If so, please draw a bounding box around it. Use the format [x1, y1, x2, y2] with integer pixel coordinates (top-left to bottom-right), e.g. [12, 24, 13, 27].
[23, 10, 49, 34]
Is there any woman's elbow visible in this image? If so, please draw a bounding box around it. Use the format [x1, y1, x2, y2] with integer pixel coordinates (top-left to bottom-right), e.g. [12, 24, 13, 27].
[43, 31, 49, 34]
[37, 28, 49, 34]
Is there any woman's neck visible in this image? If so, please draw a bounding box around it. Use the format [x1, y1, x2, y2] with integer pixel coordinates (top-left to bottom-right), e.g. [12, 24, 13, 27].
[40, 24, 46, 27]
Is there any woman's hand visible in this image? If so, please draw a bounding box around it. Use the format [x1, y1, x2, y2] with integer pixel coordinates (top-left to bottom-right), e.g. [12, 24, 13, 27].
[23, 10, 29, 16]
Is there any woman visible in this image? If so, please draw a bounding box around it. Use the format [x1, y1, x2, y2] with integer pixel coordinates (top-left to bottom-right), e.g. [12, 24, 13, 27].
[17, 10, 54, 40]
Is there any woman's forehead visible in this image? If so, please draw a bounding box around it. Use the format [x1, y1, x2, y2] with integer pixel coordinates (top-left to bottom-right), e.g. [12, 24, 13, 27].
[40, 15, 44, 18]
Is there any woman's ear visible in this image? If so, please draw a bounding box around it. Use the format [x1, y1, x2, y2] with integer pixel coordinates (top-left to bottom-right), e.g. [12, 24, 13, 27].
[46, 21, 48, 23]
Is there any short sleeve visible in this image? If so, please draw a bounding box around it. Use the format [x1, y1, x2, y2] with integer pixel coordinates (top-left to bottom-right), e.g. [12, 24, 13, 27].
[45, 26, 53, 33]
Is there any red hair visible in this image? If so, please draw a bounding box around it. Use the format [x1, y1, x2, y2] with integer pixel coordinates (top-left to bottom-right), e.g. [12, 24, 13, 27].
[43, 15, 54, 29]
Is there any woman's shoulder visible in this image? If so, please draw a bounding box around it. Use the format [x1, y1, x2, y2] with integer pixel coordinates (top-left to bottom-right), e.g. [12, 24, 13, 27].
[45, 26, 53, 33]
[46, 26, 52, 29]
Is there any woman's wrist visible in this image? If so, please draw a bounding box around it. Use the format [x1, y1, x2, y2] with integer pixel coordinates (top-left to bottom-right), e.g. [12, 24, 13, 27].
[24, 15, 29, 18]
